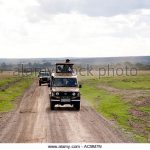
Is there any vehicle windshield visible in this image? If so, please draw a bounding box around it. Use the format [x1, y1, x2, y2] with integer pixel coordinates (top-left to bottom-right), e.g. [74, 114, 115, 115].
[52, 78, 77, 87]
[40, 72, 50, 76]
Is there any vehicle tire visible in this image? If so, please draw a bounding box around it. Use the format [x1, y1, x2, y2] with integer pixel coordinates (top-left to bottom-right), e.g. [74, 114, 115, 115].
[74, 102, 80, 110]
[50, 101, 55, 110]
[39, 82, 41, 86]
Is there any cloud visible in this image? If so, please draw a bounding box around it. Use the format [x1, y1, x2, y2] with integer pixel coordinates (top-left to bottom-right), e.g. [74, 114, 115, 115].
[35, 0, 150, 17]
[0, 0, 150, 58]
[1, 10, 150, 58]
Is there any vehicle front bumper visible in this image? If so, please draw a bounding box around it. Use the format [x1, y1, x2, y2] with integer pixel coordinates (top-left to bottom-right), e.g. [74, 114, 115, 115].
[50, 98, 80, 105]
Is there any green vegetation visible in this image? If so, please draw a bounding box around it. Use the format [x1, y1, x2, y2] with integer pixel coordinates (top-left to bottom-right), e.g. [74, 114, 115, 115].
[0, 76, 20, 87]
[80, 79, 132, 129]
[0, 77, 34, 112]
[80, 73, 150, 142]
[98, 74, 150, 90]
[139, 106, 150, 113]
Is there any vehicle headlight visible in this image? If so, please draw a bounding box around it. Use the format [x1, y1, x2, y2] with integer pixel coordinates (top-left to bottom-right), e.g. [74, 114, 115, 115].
[52, 92, 54, 96]
[56, 92, 59, 96]
[77, 92, 80, 97]
[72, 92, 76, 96]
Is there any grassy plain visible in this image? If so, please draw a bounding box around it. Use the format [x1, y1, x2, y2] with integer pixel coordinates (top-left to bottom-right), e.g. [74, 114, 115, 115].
[80, 71, 150, 142]
[0, 73, 34, 112]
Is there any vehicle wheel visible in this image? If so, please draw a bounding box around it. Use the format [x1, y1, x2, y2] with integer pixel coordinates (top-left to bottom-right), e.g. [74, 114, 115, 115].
[74, 102, 80, 110]
[39, 82, 41, 86]
[50, 101, 55, 110]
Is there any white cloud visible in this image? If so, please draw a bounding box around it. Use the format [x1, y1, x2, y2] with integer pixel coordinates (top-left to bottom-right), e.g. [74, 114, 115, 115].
[35, 0, 150, 17]
[0, 0, 150, 58]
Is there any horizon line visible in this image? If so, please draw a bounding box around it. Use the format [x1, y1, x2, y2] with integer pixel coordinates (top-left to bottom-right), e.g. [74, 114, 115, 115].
[0, 55, 150, 59]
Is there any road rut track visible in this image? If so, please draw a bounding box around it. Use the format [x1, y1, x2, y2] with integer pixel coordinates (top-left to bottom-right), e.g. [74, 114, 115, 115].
[0, 81, 132, 143]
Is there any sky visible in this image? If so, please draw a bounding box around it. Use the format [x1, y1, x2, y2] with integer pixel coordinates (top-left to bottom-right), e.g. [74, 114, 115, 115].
[0, 0, 150, 58]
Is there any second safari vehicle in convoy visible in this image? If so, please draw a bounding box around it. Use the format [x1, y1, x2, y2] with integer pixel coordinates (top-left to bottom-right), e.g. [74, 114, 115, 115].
[38, 71, 50, 86]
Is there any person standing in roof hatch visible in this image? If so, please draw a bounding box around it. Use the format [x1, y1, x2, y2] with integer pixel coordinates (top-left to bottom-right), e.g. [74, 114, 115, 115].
[66, 59, 70, 63]
[63, 59, 73, 72]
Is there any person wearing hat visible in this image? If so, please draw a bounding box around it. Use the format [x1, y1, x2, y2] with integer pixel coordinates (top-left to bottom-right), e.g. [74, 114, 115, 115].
[66, 59, 70, 63]
[63, 59, 72, 72]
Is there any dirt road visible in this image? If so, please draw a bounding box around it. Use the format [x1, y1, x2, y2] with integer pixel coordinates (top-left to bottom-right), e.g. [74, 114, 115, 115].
[0, 82, 131, 143]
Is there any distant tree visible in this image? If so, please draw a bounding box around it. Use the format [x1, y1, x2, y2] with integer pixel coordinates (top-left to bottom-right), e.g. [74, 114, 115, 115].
[43, 62, 52, 67]
[135, 63, 144, 69]
[0, 62, 7, 70]
[28, 62, 32, 68]
[142, 65, 150, 70]
[124, 62, 134, 67]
